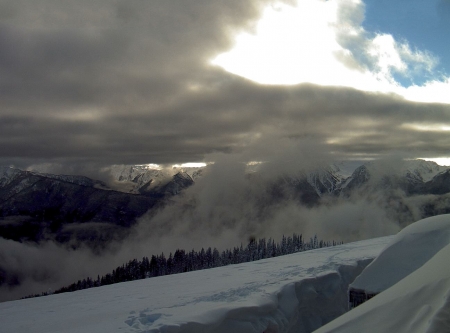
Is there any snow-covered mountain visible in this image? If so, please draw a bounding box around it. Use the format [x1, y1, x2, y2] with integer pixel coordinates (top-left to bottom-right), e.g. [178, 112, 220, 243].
[337, 159, 450, 196]
[101, 159, 450, 199]
[1, 159, 449, 246]
[108, 163, 346, 198]
[0, 167, 159, 243]
[259, 159, 450, 200]
[2, 214, 450, 333]
[305, 164, 346, 196]
[108, 165, 172, 193]
[108, 164, 199, 194]
[0, 166, 108, 191]
[402, 158, 448, 182]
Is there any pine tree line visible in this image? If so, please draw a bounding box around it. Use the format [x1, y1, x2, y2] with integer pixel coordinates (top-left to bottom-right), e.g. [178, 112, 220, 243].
[24, 234, 342, 298]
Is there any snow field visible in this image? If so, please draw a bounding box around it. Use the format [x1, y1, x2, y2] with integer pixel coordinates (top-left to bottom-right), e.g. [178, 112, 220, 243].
[0, 237, 392, 333]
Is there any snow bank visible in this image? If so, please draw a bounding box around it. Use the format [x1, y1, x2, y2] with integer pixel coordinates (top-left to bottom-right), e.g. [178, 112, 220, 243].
[315, 214, 450, 333]
[350, 214, 450, 294]
[314, 242, 450, 333]
[0, 237, 391, 333]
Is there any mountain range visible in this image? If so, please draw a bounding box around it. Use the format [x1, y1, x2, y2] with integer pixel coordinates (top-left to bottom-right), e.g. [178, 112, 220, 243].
[1, 159, 450, 247]
[0, 166, 193, 245]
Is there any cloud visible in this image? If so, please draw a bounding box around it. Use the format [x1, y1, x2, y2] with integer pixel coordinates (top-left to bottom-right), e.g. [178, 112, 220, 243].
[129, 153, 420, 251]
[402, 78, 450, 104]
[0, 237, 123, 301]
[2, 80, 450, 171]
[331, 0, 447, 97]
[215, 0, 450, 100]
[0, 0, 449, 172]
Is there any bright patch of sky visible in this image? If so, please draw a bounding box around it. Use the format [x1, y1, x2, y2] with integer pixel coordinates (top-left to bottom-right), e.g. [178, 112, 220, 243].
[139, 163, 207, 169]
[140, 164, 163, 170]
[362, 0, 450, 85]
[212, 0, 450, 104]
[172, 163, 207, 168]
[421, 157, 450, 166]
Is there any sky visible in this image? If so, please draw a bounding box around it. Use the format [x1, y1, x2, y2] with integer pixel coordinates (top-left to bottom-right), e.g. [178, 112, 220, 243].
[0, 0, 449, 173]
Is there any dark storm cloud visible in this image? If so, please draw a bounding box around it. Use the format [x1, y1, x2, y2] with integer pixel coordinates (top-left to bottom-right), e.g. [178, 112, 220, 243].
[0, 0, 449, 171]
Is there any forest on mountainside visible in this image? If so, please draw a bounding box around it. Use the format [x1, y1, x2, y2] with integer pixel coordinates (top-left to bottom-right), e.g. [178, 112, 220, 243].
[24, 233, 341, 299]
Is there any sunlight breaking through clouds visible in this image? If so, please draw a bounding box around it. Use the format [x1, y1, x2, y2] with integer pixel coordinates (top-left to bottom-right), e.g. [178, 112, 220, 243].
[421, 157, 450, 166]
[212, 0, 343, 85]
[401, 123, 450, 132]
[1, 0, 449, 168]
[212, 0, 450, 104]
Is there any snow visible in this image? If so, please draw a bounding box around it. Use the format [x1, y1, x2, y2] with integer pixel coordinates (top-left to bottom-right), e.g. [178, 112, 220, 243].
[403, 159, 449, 182]
[314, 244, 450, 333]
[315, 214, 450, 333]
[0, 167, 20, 186]
[350, 214, 450, 294]
[0, 237, 392, 333]
[306, 165, 345, 196]
[108, 164, 171, 192]
[3, 214, 449, 333]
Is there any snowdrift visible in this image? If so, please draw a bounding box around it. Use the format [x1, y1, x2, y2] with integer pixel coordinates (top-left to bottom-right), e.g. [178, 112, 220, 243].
[351, 214, 450, 294]
[0, 237, 391, 333]
[315, 214, 450, 333]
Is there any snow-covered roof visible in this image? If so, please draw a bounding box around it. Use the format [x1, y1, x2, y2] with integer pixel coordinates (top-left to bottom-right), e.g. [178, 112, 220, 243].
[350, 214, 450, 294]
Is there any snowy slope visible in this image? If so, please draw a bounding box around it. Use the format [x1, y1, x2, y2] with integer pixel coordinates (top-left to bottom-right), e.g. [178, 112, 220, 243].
[402, 159, 448, 182]
[0, 166, 23, 187]
[0, 237, 391, 333]
[108, 164, 172, 193]
[339, 159, 450, 193]
[107, 164, 200, 194]
[305, 164, 345, 196]
[315, 214, 450, 333]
